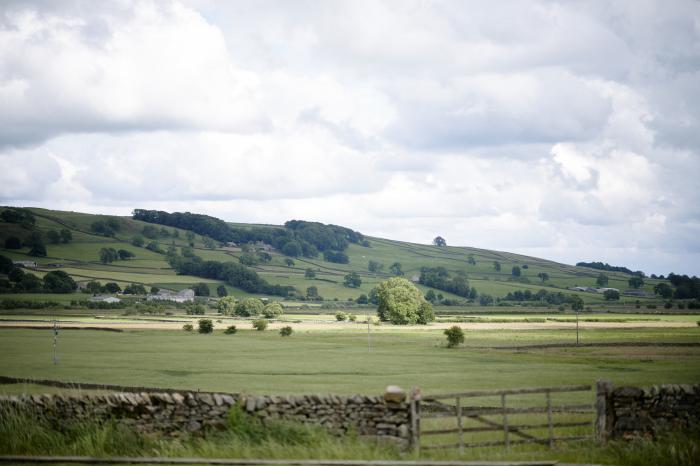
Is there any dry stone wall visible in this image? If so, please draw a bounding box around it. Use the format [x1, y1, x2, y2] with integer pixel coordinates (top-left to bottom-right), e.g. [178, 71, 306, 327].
[602, 383, 700, 439]
[0, 387, 412, 446]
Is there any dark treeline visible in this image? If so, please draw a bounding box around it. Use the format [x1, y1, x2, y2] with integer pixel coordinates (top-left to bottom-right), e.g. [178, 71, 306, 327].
[133, 209, 366, 262]
[419, 266, 474, 298]
[576, 261, 644, 277]
[167, 251, 293, 297]
[667, 273, 700, 299]
[502, 289, 576, 305]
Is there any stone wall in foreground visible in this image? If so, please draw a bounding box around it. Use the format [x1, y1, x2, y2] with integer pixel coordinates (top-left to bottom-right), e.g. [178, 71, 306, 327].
[0, 387, 412, 446]
[598, 381, 700, 440]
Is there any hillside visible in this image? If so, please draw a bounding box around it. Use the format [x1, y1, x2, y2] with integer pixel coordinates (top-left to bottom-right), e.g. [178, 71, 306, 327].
[0, 206, 670, 305]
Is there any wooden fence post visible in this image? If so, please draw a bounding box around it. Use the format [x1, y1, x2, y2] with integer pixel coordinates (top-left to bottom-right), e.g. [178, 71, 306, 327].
[410, 387, 420, 454]
[456, 396, 464, 453]
[501, 393, 509, 449]
[595, 380, 613, 443]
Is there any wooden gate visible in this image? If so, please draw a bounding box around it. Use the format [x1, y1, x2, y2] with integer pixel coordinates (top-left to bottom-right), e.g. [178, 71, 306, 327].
[410, 385, 595, 453]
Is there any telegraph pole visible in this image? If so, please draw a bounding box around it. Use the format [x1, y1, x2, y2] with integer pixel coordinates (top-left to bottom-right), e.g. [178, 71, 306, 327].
[52, 319, 59, 364]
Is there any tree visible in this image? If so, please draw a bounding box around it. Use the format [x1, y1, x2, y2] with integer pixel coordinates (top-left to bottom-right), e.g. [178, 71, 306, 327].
[444, 326, 465, 348]
[103, 282, 121, 293]
[117, 249, 135, 260]
[433, 236, 446, 247]
[183, 324, 193, 332]
[224, 325, 238, 335]
[0, 255, 13, 274]
[479, 294, 494, 306]
[216, 285, 228, 297]
[8, 267, 25, 283]
[99, 247, 118, 264]
[467, 255, 476, 266]
[4, 236, 21, 249]
[198, 319, 214, 334]
[20, 273, 42, 292]
[511, 266, 521, 277]
[389, 262, 404, 276]
[628, 276, 645, 289]
[306, 286, 320, 300]
[304, 268, 316, 279]
[493, 261, 501, 272]
[654, 282, 673, 299]
[335, 311, 347, 321]
[596, 273, 609, 287]
[193, 282, 210, 296]
[123, 283, 147, 295]
[234, 297, 264, 317]
[537, 272, 549, 283]
[131, 236, 145, 247]
[59, 229, 72, 243]
[150, 286, 160, 294]
[375, 277, 434, 325]
[368, 260, 383, 273]
[43, 271, 77, 293]
[217, 296, 237, 315]
[252, 319, 268, 331]
[262, 302, 284, 318]
[425, 289, 437, 303]
[603, 289, 620, 301]
[279, 326, 293, 337]
[281, 241, 301, 257]
[343, 272, 362, 288]
[356, 294, 368, 304]
[28, 242, 47, 257]
[85, 281, 103, 294]
[284, 258, 295, 267]
[46, 230, 61, 244]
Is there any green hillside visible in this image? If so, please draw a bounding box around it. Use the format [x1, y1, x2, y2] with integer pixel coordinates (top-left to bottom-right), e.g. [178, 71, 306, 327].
[0, 206, 671, 306]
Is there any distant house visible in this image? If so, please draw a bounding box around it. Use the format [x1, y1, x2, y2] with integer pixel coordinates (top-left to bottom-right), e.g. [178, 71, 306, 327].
[571, 286, 598, 293]
[254, 241, 273, 252]
[90, 295, 121, 304]
[623, 290, 652, 297]
[12, 260, 37, 268]
[147, 288, 195, 303]
[597, 287, 620, 294]
[410, 275, 420, 283]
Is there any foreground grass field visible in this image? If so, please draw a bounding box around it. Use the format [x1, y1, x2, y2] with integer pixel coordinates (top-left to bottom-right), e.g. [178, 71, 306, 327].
[2, 325, 698, 395]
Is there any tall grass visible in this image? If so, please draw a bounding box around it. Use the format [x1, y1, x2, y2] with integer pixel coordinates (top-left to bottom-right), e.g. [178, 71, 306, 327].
[1, 405, 698, 466]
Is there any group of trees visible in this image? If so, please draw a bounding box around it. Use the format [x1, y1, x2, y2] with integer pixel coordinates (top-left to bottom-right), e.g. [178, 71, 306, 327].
[132, 209, 366, 264]
[46, 229, 73, 244]
[215, 296, 284, 319]
[1, 208, 36, 227]
[501, 288, 580, 305]
[167, 249, 293, 297]
[83, 280, 124, 294]
[4, 231, 47, 257]
[0, 256, 77, 294]
[90, 218, 121, 237]
[664, 274, 700, 299]
[419, 267, 475, 299]
[576, 261, 645, 277]
[99, 247, 135, 263]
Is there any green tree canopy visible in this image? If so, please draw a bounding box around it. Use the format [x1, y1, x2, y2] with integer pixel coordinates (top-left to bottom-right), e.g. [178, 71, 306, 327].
[234, 297, 265, 317]
[376, 277, 434, 325]
[628, 276, 645, 289]
[43, 270, 77, 293]
[343, 272, 362, 288]
[596, 273, 609, 287]
[433, 236, 447, 247]
[262, 302, 284, 318]
[217, 296, 237, 315]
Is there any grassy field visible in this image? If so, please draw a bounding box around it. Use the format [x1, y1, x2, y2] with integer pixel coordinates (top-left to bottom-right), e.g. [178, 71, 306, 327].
[0, 206, 677, 303]
[2, 325, 698, 395]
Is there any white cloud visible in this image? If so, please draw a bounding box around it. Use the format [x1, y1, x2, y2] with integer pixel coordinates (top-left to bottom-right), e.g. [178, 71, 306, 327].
[0, 0, 699, 275]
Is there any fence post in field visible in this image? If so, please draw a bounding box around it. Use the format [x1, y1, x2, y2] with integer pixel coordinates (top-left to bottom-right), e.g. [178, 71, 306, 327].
[546, 389, 553, 448]
[595, 379, 613, 443]
[501, 393, 509, 449]
[410, 387, 421, 454]
[456, 396, 464, 453]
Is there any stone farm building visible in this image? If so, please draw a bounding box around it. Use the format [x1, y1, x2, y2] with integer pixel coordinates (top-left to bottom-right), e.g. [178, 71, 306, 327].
[89, 295, 121, 304]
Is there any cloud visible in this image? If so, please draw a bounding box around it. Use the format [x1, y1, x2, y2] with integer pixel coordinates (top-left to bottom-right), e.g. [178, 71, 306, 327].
[0, 0, 698, 275]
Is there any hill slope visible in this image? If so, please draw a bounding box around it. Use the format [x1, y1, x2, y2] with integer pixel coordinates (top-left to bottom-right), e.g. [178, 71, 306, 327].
[0, 206, 666, 304]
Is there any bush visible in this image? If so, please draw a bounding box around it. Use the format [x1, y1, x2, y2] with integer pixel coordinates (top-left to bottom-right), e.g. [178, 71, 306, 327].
[279, 326, 293, 337]
[335, 311, 347, 321]
[182, 323, 193, 332]
[348, 314, 357, 322]
[262, 302, 284, 318]
[444, 326, 465, 348]
[252, 319, 268, 331]
[224, 325, 237, 335]
[198, 319, 214, 334]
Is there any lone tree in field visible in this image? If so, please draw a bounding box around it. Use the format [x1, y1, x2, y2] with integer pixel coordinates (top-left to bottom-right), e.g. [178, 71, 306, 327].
[304, 268, 316, 279]
[444, 326, 465, 348]
[433, 236, 447, 247]
[279, 326, 293, 337]
[603, 289, 620, 301]
[654, 282, 673, 299]
[537, 272, 549, 283]
[493, 261, 501, 272]
[389, 262, 404, 276]
[511, 266, 521, 277]
[596, 273, 609, 287]
[198, 319, 214, 334]
[376, 277, 434, 325]
[343, 272, 362, 288]
[216, 285, 228, 297]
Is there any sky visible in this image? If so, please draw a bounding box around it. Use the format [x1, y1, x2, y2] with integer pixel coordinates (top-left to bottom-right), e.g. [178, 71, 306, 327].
[1, 0, 699, 276]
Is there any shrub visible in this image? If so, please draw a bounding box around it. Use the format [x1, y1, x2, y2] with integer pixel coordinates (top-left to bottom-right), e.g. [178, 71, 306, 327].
[198, 319, 214, 334]
[217, 296, 237, 315]
[444, 326, 465, 348]
[224, 325, 237, 335]
[279, 326, 293, 337]
[252, 319, 268, 331]
[262, 302, 284, 318]
[182, 323, 193, 332]
[335, 311, 347, 321]
[348, 314, 357, 322]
